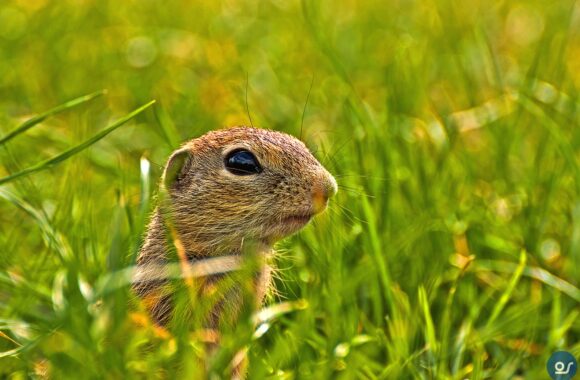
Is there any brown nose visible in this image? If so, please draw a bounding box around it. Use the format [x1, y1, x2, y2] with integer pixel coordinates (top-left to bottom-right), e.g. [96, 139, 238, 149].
[312, 174, 337, 214]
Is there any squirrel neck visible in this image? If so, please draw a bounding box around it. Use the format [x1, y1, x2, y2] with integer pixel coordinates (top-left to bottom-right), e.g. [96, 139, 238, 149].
[135, 208, 274, 326]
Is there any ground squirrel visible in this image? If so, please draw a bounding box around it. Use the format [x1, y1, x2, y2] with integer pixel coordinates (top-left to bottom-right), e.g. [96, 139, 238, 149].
[133, 126, 337, 330]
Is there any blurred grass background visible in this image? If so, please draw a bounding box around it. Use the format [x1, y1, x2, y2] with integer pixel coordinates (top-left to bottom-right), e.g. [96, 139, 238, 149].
[1, 0, 580, 378]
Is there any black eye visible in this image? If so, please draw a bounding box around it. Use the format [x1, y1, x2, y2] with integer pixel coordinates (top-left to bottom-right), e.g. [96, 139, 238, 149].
[224, 149, 263, 175]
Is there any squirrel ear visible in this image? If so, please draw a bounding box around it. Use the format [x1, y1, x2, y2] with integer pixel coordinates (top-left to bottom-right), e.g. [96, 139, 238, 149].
[163, 149, 192, 190]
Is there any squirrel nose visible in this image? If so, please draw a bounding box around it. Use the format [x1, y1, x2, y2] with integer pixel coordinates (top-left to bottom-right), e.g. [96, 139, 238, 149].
[312, 174, 337, 214]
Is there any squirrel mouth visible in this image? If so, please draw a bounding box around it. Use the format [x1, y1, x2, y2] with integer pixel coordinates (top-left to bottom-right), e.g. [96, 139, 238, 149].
[262, 213, 313, 243]
[277, 213, 314, 236]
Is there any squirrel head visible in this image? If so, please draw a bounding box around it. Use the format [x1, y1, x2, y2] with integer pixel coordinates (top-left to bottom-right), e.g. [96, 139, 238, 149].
[160, 126, 337, 255]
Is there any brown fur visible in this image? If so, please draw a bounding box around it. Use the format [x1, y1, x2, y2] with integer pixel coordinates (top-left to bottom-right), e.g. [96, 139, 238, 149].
[133, 126, 336, 332]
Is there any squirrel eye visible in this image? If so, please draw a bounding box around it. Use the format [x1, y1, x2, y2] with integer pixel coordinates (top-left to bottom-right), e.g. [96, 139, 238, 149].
[224, 149, 263, 175]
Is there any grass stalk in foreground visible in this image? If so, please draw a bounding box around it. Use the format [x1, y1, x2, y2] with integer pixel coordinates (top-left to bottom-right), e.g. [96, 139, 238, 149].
[0, 100, 156, 186]
[0, 90, 105, 146]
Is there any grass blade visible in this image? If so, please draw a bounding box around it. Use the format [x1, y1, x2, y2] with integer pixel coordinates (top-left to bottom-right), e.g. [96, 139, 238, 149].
[361, 193, 395, 318]
[0, 188, 72, 264]
[486, 250, 527, 327]
[0, 90, 105, 146]
[0, 100, 155, 186]
[128, 156, 152, 263]
[418, 287, 437, 351]
[517, 94, 580, 192]
[467, 256, 580, 302]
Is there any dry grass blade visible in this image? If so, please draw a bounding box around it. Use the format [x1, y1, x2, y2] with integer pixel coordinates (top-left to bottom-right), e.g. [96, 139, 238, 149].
[96, 255, 243, 298]
[467, 256, 580, 302]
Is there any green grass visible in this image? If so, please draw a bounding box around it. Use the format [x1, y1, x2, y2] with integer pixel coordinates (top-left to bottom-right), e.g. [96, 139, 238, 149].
[1, 0, 580, 378]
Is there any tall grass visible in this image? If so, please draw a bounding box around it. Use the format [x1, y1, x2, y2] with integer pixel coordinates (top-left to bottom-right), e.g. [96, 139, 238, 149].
[1, 0, 580, 378]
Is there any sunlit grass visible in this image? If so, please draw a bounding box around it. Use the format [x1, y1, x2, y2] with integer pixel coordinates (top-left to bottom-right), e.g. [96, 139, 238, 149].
[1, 0, 580, 378]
